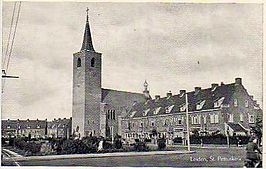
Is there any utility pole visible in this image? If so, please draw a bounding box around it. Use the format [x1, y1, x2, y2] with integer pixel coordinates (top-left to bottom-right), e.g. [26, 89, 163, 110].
[185, 93, 191, 151]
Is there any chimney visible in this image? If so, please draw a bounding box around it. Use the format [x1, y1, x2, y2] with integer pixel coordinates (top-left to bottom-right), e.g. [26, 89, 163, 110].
[211, 83, 218, 90]
[167, 91, 172, 97]
[155, 95, 160, 100]
[179, 90, 186, 96]
[250, 95, 254, 100]
[221, 82, 224, 85]
[235, 78, 242, 85]
[194, 87, 201, 93]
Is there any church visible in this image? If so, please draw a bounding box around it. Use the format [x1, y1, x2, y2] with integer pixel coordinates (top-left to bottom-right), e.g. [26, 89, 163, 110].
[72, 12, 148, 138]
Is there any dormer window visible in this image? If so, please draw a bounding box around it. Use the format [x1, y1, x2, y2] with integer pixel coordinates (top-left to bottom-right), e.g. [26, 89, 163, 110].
[77, 58, 81, 67]
[27, 125, 31, 129]
[234, 99, 238, 107]
[154, 107, 161, 115]
[196, 100, 206, 110]
[214, 97, 225, 108]
[165, 105, 174, 113]
[245, 100, 249, 108]
[130, 111, 137, 118]
[143, 109, 150, 116]
[180, 104, 186, 112]
[37, 125, 40, 129]
[7, 125, 11, 129]
[240, 113, 244, 122]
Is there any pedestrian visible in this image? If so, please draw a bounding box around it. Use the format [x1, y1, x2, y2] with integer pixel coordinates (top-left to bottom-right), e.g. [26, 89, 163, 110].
[245, 137, 262, 166]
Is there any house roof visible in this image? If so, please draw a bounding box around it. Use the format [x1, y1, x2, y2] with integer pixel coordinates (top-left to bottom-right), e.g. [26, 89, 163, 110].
[101, 88, 146, 109]
[227, 123, 247, 132]
[47, 118, 72, 129]
[2, 119, 47, 129]
[125, 82, 242, 118]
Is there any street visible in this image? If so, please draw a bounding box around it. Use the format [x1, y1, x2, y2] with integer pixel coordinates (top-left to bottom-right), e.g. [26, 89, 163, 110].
[3, 147, 246, 167]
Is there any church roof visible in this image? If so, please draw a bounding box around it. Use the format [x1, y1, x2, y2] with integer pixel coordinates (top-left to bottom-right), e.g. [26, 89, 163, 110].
[81, 12, 95, 51]
[125, 80, 255, 118]
[101, 88, 146, 109]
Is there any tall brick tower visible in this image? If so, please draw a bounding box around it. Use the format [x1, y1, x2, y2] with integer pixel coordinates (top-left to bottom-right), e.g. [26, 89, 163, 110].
[72, 9, 102, 137]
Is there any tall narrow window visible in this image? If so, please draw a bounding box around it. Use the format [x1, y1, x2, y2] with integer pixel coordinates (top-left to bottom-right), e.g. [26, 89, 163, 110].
[91, 58, 95, 67]
[77, 58, 81, 67]
[234, 99, 238, 107]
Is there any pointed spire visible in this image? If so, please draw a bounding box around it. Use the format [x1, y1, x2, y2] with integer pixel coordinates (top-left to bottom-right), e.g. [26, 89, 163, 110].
[81, 8, 95, 52]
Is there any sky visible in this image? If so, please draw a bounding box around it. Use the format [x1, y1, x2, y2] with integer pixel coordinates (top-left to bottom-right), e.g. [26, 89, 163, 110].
[1, 2, 263, 120]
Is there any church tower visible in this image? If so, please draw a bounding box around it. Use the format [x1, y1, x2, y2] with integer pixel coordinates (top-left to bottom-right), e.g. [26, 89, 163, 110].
[72, 9, 102, 137]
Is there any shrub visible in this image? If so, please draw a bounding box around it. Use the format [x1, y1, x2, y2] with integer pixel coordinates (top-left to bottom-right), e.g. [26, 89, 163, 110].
[173, 137, 182, 144]
[134, 141, 149, 152]
[157, 138, 166, 150]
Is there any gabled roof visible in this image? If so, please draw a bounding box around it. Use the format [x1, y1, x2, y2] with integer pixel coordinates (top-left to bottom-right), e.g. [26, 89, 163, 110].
[101, 88, 146, 109]
[126, 83, 237, 118]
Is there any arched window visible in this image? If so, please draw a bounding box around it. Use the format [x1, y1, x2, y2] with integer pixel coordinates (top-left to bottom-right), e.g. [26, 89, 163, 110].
[77, 58, 81, 67]
[91, 58, 95, 67]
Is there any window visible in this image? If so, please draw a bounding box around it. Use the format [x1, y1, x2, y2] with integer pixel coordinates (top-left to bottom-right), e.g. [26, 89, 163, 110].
[143, 109, 150, 116]
[180, 104, 186, 112]
[178, 119, 182, 125]
[203, 115, 207, 124]
[165, 105, 174, 113]
[249, 114, 254, 123]
[245, 100, 249, 108]
[77, 58, 81, 67]
[154, 107, 161, 115]
[91, 58, 95, 67]
[234, 99, 238, 107]
[214, 114, 219, 123]
[113, 110, 116, 120]
[151, 121, 155, 127]
[107, 111, 110, 119]
[7, 125, 10, 129]
[164, 119, 170, 126]
[210, 114, 215, 123]
[140, 122, 143, 128]
[214, 97, 225, 108]
[130, 111, 137, 118]
[229, 114, 234, 122]
[240, 113, 243, 122]
[196, 100, 206, 110]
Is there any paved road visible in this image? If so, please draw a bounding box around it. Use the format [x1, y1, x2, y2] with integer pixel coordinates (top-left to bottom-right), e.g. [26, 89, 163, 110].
[15, 148, 246, 167]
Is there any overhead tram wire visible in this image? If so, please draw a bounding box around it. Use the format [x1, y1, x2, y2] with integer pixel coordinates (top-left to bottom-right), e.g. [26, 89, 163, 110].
[2, 1, 21, 93]
[6, 1, 22, 72]
[3, 2, 17, 68]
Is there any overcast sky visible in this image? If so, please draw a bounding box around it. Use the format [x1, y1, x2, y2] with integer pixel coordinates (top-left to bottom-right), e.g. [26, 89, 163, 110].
[2, 2, 263, 120]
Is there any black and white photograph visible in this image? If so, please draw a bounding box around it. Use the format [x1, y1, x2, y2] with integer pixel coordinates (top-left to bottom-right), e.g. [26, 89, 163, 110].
[1, 1, 263, 167]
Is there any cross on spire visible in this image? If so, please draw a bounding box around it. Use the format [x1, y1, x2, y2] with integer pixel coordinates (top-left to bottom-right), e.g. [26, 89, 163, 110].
[86, 8, 89, 22]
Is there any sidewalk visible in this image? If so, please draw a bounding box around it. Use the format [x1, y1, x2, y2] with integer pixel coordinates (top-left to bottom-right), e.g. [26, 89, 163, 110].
[146, 143, 246, 149]
[3, 150, 195, 162]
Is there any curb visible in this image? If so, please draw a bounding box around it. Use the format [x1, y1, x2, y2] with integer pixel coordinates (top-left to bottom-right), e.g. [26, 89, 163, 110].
[4, 150, 195, 162]
[2, 148, 23, 157]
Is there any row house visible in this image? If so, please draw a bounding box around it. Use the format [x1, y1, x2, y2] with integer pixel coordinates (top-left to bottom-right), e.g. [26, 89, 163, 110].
[120, 78, 262, 143]
[47, 117, 72, 139]
[2, 119, 47, 138]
